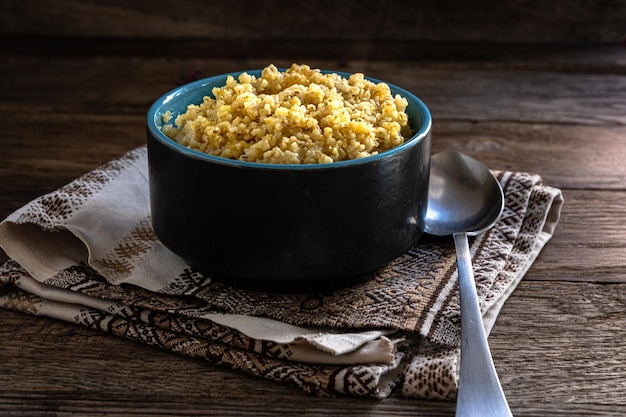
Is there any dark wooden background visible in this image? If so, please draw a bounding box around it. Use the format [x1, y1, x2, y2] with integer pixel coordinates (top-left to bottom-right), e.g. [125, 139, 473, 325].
[3, 1, 625, 55]
[3, 0, 625, 42]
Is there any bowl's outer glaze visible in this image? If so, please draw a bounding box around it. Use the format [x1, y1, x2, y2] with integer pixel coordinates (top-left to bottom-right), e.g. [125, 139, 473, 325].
[147, 70, 431, 291]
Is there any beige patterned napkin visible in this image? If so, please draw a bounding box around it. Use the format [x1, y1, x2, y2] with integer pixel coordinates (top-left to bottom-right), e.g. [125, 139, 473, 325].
[0, 146, 562, 399]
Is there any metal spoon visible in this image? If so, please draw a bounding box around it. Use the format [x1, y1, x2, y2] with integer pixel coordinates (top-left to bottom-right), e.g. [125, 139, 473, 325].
[424, 151, 512, 417]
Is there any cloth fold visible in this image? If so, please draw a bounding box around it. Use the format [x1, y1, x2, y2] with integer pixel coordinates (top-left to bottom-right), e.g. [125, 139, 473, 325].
[0, 146, 563, 399]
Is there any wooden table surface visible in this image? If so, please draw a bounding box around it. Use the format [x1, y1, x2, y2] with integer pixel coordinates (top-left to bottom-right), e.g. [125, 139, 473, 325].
[1, 36, 626, 416]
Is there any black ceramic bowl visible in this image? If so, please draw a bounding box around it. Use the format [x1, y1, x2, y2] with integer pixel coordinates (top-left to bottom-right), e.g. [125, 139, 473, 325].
[147, 69, 432, 292]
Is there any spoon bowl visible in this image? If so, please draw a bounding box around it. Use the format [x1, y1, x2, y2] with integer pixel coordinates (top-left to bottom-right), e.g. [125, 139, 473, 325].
[425, 151, 512, 417]
[425, 151, 504, 237]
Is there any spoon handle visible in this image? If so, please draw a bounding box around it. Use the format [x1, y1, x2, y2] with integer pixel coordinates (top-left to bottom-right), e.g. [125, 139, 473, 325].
[453, 232, 513, 417]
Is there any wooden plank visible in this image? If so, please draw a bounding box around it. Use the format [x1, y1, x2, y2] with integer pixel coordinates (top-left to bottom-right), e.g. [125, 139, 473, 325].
[2, 55, 625, 126]
[5, 38, 626, 69]
[2, 0, 625, 44]
[489, 280, 626, 416]
[431, 121, 626, 190]
[2, 112, 625, 192]
[525, 188, 626, 282]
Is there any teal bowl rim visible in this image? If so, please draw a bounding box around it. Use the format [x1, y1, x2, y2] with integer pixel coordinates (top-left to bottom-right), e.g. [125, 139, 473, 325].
[147, 69, 432, 171]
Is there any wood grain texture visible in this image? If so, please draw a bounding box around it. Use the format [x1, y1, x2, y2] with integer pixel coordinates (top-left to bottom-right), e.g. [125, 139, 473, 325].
[3, 0, 626, 44]
[489, 280, 626, 416]
[1, 36, 626, 415]
[3, 51, 626, 127]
